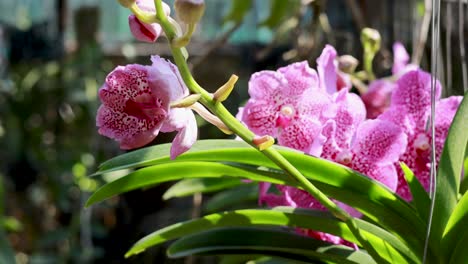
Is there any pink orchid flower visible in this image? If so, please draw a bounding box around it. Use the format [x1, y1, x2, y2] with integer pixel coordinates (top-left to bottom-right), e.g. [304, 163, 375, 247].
[96, 55, 197, 159]
[241, 62, 330, 153]
[379, 69, 463, 200]
[128, 0, 171, 42]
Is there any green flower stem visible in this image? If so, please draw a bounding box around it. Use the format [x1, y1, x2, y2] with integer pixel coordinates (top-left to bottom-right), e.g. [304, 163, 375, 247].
[129, 3, 160, 24]
[153, 1, 387, 263]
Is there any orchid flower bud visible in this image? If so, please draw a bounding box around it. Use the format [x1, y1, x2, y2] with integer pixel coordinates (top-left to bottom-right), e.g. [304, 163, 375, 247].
[175, 0, 205, 25]
[361, 28, 381, 55]
[360, 28, 381, 80]
[170, 94, 201, 108]
[253, 135, 275, 151]
[213, 74, 238, 102]
[338, 55, 359, 74]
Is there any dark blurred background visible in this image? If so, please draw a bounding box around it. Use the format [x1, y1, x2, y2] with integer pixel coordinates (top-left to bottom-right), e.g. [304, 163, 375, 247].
[0, 0, 466, 263]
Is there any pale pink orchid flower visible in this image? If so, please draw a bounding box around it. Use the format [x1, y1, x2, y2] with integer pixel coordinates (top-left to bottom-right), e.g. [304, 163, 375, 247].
[379, 69, 462, 200]
[241, 61, 330, 154]
[128, 0, 171, 42]
[96, 55, 197, 159]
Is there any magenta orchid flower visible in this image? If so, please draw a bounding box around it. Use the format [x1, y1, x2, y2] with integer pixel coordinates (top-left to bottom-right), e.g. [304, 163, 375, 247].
[241, 62, 330, 153]
[128, 0, 171, 42]
[96, 55, 197, 159]
[321, 90, 407, 191]
[379, 70, 462, 200]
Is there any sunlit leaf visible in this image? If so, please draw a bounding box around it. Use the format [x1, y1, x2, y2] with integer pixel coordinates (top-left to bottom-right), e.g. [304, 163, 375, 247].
[442, 190, 468, 261]
[124, 207, 418, 263]
[163, 177, 243, 200]
[401, 163, 430, 219]
[204, 183, 258, 213]
[89, 140, 426, 256]
[431, 93, 468, 253]
[167, 227, 376, 264]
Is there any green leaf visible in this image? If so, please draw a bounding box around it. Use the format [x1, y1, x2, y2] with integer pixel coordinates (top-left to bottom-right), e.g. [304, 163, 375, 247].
[87, 161, 291, 207]
[258, 0, 298, 29]
[431, 94, 468, 248]
[94, 140, 252, 176]
[125, 208, 418, 263]
[401, 163, 430, 219]
[449, 228, 468, 264]
[223, 0, 253, 24]
[442, 190, 468, 261]
[204, 183, 258, 213]
[163, 177, 243, 200]
[90, 142, 426, 255]
[460, 157, 468, 194]
[167, 227, 376, 264]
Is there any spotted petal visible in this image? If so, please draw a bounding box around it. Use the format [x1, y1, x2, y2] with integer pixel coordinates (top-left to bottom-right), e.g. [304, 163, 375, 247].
[391, 70, 441, 127]
[278, 61, 320, 96]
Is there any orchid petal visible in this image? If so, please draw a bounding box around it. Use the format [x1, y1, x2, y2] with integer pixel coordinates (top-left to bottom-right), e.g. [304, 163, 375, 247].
[248, 70, 285, 99]
[277, 61, 320, 95]
[170, 110, 197, 159]
[317, 44, 338, 94]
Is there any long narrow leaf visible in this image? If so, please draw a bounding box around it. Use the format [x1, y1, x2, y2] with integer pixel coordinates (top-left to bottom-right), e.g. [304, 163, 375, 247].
[401, 163, 430, 219]
[124, 208, 418, 263]
[167, 227, 376, 264]
[86, 162, 291, 207]
[89, 157, 426, 256]
[448, 228, 468, 264]
[93, 141, 424, 236]
[163, 177, 243, 200]
[441, 190, 468, 261]
[204, 183, 258, 213]
[431, 94, 468, 246]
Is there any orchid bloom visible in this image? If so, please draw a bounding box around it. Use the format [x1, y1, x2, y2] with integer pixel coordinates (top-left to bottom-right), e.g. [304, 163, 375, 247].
[96, 56, 197, 159]
[241, 62, 330, 153]
[311, 81, 407, 192]
[362, 42, 418, 119]
[128, 0, 171, 42]
[379, 70, 462, 200]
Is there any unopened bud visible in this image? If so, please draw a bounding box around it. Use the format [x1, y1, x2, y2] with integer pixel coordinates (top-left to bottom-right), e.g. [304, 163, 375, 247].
[213, 74, 238, 102]
[170, 94, 201, 108]
[338, 55, 359, 74]
[253, 135, 275, 151]
[361, 28, 381, 54]
[175, 0, 205, 25]
[117, 0, 135, 8]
